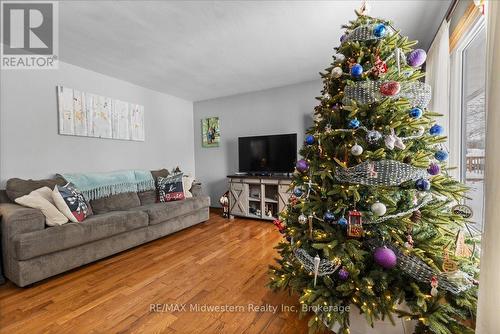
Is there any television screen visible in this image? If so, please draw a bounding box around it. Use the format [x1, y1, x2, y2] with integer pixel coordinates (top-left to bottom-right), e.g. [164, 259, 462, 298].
[238, 134, 297, 173]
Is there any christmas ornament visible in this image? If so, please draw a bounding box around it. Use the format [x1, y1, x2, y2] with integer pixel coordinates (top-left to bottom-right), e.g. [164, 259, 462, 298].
[374, 246, 397, 269]
[289, 195, 299, 206]
[429, 124, 444, 136]
[410, 209, 422, 223]
[350, 64, 363, 78]
[404, 234, 414, 249]
[331, 67, 343, 78]
[373, 23, 387, 38]
[430, 276, 439, 297]
[372, 55, 388, 76]
[273, 219, 286, 233]
[293, 188, 304, 197]
[340, 34, 348, 43]
[323, 211, 335, 224]
[435, 150, 449, 161]
[427, 163, 440, 175]
[338, 216, 348, 227]
[335, 53, 346, 63]
[305, 134, 315, 145]
[409, 107, 423, 119]
[347, 210, 363, 237]
[351, 144, 363, 156]
[407, 49, 427, 67]
[384, 129, 405, 150]
[293, 248, 341, 277]
[380, 81, 401, 96]
[338, 267, 349, 280]
[325, 123, 333, 134]
[298, 214, 307, 225]
[323, 93, 332, 100]
[366, 130, 382, 144]
[313, 254, 320, 286]
[415, 178, 431, 191]
[348, 118, 360, 129]
[371, 201, 387, 216]
[442, 250, 458, 273]
[451, 204, 473, 219]
[296, 159, 309, 173]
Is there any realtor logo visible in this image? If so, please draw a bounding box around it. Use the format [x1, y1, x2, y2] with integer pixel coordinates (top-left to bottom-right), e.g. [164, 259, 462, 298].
[1, 1, 58, 69]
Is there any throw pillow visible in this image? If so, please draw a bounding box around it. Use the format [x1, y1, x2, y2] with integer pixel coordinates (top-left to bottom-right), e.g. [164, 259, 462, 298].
[158, 174, 185, 202]
[15, 187, 68, 226]
[182, 175, 195, 198]
[52, 183, 93, 222]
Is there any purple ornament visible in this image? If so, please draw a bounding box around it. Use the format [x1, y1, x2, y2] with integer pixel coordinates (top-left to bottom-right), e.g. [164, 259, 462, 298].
[374, 246, 397, 269]
[296, 159, 309, 173]
[338, 267, 349, 280]
[427, 163, 440, 175]
[407, 49, 427, 67]
[340, 34, 347, 43]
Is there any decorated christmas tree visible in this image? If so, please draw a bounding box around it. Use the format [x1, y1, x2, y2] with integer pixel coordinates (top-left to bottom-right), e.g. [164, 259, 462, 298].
[269, 7, 479, 334]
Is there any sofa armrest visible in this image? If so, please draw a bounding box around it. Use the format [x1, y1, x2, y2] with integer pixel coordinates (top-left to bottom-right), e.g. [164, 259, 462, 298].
[0, 203, 45, 238]
[191, 182, 203, 197]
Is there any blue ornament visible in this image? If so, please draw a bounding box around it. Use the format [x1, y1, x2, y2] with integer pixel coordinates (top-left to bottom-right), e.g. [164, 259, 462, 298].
[348, 118, 360, 129]
[429, 124, 444, 136]
[338, 216, 348, 227]
[435, 150, 448, 161]
[350, 64, 363, 78]
[293, 188, 304, 197]
[323, 211, 335, 224]
[373, 24, 387, 38]
[415, 178, 431, 191]
[305, 135, 315, 145]
[409, 107, 423, 119]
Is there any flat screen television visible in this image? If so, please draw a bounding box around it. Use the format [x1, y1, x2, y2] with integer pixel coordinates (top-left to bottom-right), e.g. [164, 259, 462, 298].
[238, 133, 297, 174]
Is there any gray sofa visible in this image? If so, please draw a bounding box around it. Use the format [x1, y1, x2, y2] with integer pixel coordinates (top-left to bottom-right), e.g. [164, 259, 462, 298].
[0, 175, 210, 287]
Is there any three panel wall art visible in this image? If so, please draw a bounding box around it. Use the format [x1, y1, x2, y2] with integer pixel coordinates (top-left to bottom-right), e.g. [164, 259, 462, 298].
[57, 86, 145, 141]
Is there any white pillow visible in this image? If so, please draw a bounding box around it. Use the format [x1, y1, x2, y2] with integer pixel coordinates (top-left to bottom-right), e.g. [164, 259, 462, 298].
[15, 187, 68, 226]
[182, 175, 195, 198]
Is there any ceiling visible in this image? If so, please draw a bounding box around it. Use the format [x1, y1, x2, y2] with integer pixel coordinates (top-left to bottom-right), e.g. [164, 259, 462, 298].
[59, 1, 451, 102]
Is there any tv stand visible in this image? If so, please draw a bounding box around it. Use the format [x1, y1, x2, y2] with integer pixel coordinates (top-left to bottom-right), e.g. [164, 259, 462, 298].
[227, 175, 293, 221]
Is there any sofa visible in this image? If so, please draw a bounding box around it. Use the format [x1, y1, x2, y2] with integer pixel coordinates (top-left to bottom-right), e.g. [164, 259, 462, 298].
[0, 173, 210, 287]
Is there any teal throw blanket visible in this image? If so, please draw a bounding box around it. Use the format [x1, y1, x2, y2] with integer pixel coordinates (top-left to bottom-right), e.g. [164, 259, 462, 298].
[59, 170, 155, 201]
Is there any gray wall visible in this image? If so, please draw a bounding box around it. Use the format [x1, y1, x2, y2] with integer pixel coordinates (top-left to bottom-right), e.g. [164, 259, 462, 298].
[0, 62, 195, 186]
[193, 80, 321, 206]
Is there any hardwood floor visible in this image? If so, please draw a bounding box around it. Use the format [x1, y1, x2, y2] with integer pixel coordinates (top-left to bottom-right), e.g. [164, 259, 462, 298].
[0, 209, 311, 334]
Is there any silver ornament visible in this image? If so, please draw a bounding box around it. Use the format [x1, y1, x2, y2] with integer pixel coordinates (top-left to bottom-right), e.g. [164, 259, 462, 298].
[323, 93, 332, 100]
[334, 54, 345, 63]
[351, 144, 363, 156]
[366, 130, 382, 144]
[331, 67, 343, 79]
[371, 201, 387, 216]
[298, 214, 307, 225]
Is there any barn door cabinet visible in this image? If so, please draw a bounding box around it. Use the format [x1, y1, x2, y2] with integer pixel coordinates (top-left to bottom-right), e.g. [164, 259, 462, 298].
[227, 175, 292, 221]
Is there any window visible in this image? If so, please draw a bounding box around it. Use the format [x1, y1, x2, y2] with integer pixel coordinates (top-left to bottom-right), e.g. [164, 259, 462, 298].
[461, 25, 486, 234]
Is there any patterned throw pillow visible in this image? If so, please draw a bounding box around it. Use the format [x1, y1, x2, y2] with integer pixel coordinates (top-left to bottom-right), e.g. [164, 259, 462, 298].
[52, 183, 93, 222]
[158, 174, 185, 202]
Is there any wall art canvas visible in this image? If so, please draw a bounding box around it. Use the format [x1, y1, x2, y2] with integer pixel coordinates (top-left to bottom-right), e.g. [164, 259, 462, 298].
[201, 117, 220, 148]
[57, 86, 144, 141]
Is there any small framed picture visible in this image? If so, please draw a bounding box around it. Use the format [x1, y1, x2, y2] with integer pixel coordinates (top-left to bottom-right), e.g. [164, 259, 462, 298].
[201, 117, 220, 148]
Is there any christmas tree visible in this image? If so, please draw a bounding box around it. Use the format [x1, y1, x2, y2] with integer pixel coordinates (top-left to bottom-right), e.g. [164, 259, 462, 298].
[269, 8, 479, 334]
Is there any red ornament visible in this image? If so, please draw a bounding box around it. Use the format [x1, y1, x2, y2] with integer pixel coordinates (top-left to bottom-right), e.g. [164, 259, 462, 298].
[273, 219, 286, 233]
[347, 210, 363, 238]
[380, 81, 401, 96]
[372, 56, 387, 76]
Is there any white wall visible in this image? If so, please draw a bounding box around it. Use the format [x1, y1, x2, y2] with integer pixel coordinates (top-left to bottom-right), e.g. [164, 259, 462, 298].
[0, 62, 195, 186]
[193, 80, 321, 206]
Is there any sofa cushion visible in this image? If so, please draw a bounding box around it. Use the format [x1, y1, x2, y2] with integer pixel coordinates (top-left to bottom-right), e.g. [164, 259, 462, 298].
[129, 196, 210, 225]
[6, 176, 66, 201]
[138, 190, 157, 205]
[158, 174, 185, 202]
[14, 187, 68, 226]
[90, 192, 141, 214]
[12, 210, 148, 260]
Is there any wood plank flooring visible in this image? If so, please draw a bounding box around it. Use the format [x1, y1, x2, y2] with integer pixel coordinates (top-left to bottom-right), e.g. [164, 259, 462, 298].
[0, 209, 312, 333]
